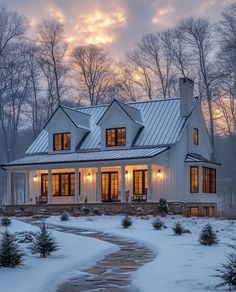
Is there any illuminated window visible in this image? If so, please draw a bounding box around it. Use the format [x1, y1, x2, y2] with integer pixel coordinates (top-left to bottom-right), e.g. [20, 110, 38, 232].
[190, 207, 199, 216]
[133, 170, 148, 196]
[202, 167, 216, 193]
[53, 133, 71, 151]
[190, 166, 199, 193]
[193, 128, 199, 145]
[106, 128, 126, 147]
[41, 173, 76, 197]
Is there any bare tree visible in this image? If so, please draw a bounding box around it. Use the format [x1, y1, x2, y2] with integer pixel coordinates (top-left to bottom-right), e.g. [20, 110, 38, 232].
[71, 45, 112, 105]
[179, 17, 217, 160]
[0, 42, 31, 161]
[37, 19, 68, 116]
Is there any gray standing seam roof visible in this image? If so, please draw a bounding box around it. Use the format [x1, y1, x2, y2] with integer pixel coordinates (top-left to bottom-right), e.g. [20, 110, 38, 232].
[7, 147, 168, 166]
[26, 98, 194, 155]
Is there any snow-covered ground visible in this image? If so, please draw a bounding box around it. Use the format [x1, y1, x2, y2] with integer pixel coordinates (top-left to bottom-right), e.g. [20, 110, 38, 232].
[46, 215, 236, 292]
[0, 219, 117, 292]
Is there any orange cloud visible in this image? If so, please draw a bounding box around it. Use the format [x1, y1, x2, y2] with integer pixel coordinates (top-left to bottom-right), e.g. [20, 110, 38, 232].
[152, 6, 175, 25]
[48, 6, 65, 23]
[64, 9, 126, 46]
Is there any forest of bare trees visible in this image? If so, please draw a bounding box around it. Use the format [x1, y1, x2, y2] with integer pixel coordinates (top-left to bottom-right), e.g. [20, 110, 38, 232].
[0, 4, 236, 214]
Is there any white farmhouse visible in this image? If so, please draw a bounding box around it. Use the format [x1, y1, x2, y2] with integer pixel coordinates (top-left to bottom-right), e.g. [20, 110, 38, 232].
[2, 78, 219, 216]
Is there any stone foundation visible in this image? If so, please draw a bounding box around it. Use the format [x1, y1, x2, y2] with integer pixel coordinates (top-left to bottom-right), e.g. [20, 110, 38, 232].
[2, 201, 217, 217]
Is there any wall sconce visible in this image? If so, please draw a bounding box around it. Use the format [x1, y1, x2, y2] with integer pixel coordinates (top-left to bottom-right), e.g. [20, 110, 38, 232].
[33, 174, 38, 182]
[125, 170, 129, 178]
[87, 172, 92, 181]
[156, 169, 162, 179]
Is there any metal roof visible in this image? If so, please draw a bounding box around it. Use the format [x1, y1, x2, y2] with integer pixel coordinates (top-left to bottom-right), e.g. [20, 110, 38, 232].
[185, 153, 220, 165]
[7, 147, 168, 167]
[61, 106, 91, 130]
[26, 98, 195, 154]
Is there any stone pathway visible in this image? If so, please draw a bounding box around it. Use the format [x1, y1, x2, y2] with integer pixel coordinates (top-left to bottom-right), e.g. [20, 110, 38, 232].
[28, 220, 156, 292]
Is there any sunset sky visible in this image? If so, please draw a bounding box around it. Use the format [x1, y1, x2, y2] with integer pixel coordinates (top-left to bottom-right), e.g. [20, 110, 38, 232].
[1, 0, 234, 58]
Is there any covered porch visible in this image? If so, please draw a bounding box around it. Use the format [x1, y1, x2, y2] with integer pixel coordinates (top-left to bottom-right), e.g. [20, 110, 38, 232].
[5, 162, 164, 205]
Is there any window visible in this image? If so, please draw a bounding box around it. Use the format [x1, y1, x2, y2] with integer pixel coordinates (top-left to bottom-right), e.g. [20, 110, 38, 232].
[106, 128, 126, 147]
[41, 173, 76, 196]
[53, 133, 71, 151]
[202, 167, 216, 193]
[190, 166, 199, 193]
[190, 207, 199, 216]
[133, 170, 148, 196]
[193, 128, 198, 145]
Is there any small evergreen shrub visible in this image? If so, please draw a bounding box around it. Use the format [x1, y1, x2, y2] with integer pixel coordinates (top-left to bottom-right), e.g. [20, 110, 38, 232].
[60, 211, 69, 221]
[0, 231, 24, 268]
[83, 207, 90, 215]
[122, 216, 132, 229]
[172, 221, 184, 235]
[30, 224, 58, 258]
[152, 218, 165, 230]
[199, 223, 218, 246]
[16, 231, 36, 243]
[92, 208, 100, 215]
[1, 216, 11, 227]
[158, 198, 168, 214]
[216, 245, 236, 290]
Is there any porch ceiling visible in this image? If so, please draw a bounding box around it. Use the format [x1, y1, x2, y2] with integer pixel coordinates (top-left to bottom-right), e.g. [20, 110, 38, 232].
[3, 147, 168, 167]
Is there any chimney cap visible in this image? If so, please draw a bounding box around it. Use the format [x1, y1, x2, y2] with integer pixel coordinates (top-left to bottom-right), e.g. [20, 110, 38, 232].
[180, 77, 194, 85]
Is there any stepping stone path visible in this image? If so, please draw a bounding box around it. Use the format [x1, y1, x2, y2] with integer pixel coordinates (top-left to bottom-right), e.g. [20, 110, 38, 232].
[27, 220, 156, 292]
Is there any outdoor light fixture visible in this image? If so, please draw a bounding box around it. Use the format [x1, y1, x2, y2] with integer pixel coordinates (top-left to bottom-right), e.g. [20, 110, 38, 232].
[156, 169, 162, 179]
[87, 172, 92, 181]
[125, 170, 128, 178]
[33, 174, 38, 182]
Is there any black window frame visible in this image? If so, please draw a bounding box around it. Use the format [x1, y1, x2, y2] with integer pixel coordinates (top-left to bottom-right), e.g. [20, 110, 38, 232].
[190, 166, 199, 193]
[106, 127, 126, 147]
[202, 167, 216, 194]
[41, 172, 79, 197]
[53, 132, 71, 151]
[133, 169, 148, 196]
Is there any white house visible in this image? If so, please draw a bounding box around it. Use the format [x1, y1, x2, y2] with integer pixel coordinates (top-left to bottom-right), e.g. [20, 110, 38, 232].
[1, 78, 219, 216]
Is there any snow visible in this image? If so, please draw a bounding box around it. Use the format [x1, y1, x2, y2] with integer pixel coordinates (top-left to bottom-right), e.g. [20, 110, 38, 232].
[46, 215, 236, 292]
[0, 219, 118, 292]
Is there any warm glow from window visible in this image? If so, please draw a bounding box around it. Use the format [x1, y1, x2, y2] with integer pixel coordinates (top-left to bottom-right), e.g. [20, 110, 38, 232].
[190, 166, 199, 193]
[106, 128, 126, 147]
[53, 133, 71, 151]
[202, 167, 216, 193]
[193, 128, 199, 145]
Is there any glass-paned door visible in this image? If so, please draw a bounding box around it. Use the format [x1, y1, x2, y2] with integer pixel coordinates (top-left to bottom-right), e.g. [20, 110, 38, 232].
[101, 172, 119, 202]
[133, 170, 148, 196]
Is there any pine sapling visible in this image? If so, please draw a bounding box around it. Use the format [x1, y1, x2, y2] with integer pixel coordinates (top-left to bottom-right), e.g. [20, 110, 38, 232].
[1, 216, 11, 227]
[216, 245, 236, 290]
[0, 231, 24, 268]
[158, 198, 169, 214]
[152, 217, 165, 230]
[30, 224, 58, 258]
[122, 215, 132, 229]
[60, 211, 69, 221]
[172, 221, 184, 235]
[199, 223, 218, 246]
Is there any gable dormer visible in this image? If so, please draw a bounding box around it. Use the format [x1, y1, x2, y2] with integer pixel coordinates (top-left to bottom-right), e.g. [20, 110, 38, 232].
[97, 100, 143, 148]
[45, 106, 90, 153]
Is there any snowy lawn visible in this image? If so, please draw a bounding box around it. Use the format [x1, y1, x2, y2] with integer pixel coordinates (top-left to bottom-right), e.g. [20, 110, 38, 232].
[47, 215, 236, 292]
[0, 219, 117, 292]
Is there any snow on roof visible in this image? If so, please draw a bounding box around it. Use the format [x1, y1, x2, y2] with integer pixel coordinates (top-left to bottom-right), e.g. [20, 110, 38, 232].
[8, 147, 168, 166]
[26, 98, 195, 155]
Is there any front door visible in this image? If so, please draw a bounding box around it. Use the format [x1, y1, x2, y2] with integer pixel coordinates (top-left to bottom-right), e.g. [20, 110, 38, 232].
[101, 172, 119, 202]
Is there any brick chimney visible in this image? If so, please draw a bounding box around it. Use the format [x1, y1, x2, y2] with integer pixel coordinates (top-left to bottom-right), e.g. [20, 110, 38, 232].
[179, 77, 194, 117]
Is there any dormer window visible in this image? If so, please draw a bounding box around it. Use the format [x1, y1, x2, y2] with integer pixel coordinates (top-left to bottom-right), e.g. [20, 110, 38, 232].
[53, 133, 71, 151]
[193, 128, 198, 145]
[106, 128, 126, 147]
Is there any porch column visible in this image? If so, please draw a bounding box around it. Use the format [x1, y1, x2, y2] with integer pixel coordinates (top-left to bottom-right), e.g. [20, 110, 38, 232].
[96, 167, 102, 203]
[6, 171, 12, 205]
[121, 166, 126, 202]
[75, 168, 80, 203]
[48, 169, 52, 204]
[147, 163, 153, 202]
[25, 171, 30, 204]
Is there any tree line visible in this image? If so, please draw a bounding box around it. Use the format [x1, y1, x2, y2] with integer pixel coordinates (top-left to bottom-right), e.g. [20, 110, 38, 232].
[0, 4, 236, 163]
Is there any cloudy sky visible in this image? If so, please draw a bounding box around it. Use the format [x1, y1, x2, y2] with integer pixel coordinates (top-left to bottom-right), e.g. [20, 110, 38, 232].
[1, 0, 234, 58]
